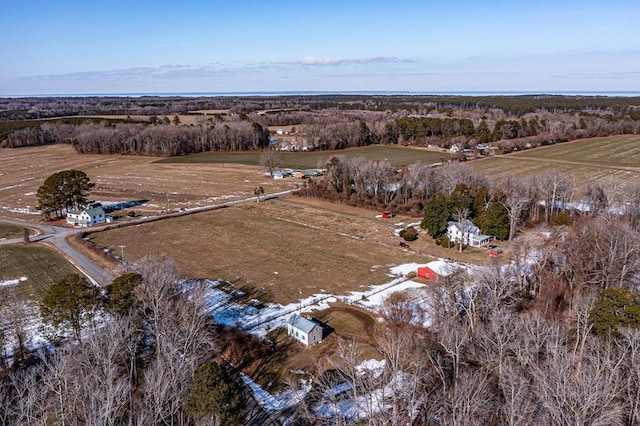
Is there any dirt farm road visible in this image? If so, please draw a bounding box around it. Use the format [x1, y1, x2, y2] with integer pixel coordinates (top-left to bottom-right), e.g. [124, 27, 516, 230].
[0, 189, 294, 286]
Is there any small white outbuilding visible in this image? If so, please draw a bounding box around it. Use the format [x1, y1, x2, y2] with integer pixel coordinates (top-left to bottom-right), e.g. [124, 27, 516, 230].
[287, 314, 324, 346]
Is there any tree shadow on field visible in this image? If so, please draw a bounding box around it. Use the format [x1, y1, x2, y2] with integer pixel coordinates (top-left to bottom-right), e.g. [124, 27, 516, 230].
[101, 199, 149, 213]
[217, 326, 296, 392]
[251, 331, 297, 390]
[230, 283, 275, 306]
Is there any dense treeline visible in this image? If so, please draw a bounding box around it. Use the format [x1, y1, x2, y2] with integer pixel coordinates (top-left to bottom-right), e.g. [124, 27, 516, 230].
[4, 120, 271, 155]
[2, 94, 640, 119]
[4, 108, 639, 157]
[3, 94, 640, 156]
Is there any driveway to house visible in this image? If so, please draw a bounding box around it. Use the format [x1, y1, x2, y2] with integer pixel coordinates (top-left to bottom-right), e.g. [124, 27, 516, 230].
[0, 189, 295, 286]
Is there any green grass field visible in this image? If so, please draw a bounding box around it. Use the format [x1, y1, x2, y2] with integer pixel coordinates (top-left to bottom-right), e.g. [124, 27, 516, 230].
[0, 244, 77, 301]
[157, 145, 449, 169]
[472, 135, 640, 185]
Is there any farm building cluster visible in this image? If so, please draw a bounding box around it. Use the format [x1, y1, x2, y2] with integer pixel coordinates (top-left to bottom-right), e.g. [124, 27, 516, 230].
[270, 169, 324, 179]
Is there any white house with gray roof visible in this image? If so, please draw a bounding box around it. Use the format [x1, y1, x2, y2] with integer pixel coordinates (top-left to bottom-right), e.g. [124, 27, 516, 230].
[287, 314, 323, 346]
[447, 219, 492, 248]
[66, 205, 109, 227]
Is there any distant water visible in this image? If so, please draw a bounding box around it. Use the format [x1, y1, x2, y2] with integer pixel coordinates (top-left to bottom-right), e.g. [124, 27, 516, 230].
[5, 90, 640, 98]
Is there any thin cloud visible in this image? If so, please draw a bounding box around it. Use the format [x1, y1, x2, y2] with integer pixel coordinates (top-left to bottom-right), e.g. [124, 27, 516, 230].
[554, 71, 640, 80]
[282, 56, 410, 66]
[20, 56, 413, 83]
[21, 65, 242, 82]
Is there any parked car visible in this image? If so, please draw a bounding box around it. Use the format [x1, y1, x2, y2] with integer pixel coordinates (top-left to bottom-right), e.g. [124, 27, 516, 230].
[399, 242, 410, 249]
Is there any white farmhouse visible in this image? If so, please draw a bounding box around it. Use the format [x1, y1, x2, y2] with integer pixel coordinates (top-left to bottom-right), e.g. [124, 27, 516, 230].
[287, 314, 324, 346]
[447, 219, 492, 247]
[66, 205, 109, 227]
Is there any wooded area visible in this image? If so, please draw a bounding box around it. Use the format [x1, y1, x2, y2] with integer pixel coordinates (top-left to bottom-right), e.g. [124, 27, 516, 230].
[2, 94, 640, 156]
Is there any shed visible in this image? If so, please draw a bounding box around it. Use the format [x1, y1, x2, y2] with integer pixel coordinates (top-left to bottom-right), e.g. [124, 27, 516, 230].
[489, 247, 503, 257]
[287, 314, 324, 346]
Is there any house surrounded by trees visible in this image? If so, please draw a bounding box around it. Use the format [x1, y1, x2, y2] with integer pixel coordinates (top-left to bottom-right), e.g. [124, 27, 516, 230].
[447, 219, 492, 247]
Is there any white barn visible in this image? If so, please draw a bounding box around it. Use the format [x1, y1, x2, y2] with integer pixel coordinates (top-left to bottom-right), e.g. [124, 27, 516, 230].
[66, 205, 109, 227]
[287, 314, 323, 346]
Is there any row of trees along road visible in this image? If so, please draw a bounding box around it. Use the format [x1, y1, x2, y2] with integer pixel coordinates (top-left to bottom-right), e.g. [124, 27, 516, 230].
[36, 169, 94, 220]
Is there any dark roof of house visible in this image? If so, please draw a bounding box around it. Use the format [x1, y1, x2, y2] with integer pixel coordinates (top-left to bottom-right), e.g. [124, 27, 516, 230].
[288, 313, 319, 334]
[85, 206, 105, 216]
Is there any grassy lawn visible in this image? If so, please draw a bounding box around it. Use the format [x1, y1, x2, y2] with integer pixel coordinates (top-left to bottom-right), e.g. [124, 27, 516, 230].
[0, 224, 25, 239]
[0, 244, 77, 302]
[88, 197, 426, 305]
[472, 135, 640, 185]
[157, 145, 450, 169]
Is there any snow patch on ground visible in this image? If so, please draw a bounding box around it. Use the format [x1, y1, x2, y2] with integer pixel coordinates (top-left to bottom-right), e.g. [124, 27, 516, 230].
[0, 206, 39, 215]
[389, 262, 422, 276]
[356, 358, 386, 378]
[241, 373, 311, 411]
[356, 280, 425, 310]
[0, 276, 28, 288]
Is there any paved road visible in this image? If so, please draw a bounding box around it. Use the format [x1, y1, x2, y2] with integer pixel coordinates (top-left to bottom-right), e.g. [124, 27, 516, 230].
[0, 216, 114, 285]
[0, 189, 295, 286]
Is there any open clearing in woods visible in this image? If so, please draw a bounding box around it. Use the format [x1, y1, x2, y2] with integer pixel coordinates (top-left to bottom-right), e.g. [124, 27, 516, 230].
[471, 135, 640, 186]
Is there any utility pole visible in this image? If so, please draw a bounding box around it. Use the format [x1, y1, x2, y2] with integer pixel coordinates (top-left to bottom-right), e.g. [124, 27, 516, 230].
[298, 288, 302, 313]
[118, 245, 126, 263]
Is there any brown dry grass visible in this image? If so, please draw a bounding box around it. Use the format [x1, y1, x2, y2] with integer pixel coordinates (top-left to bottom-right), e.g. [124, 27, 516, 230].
[89, 197, 426, 304]
[0, 145, 295, 219]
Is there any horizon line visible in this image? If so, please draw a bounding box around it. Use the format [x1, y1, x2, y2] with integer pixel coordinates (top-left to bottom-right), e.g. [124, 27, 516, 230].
[2, 90, 640, 99]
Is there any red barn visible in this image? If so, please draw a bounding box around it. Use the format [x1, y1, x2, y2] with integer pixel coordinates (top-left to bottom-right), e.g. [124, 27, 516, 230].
[417, 266, 439, 281]
[416, 260, 458, 282]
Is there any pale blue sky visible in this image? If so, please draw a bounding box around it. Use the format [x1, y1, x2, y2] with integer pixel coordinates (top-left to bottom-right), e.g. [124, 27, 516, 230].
[1, 1, 639, 95]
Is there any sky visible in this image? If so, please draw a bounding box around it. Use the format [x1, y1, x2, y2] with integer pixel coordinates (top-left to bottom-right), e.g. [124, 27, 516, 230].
[1, 0, 639, 95]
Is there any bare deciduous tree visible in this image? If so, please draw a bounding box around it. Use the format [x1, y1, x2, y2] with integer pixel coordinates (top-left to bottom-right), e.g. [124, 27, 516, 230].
[259, 149, 282, 177]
